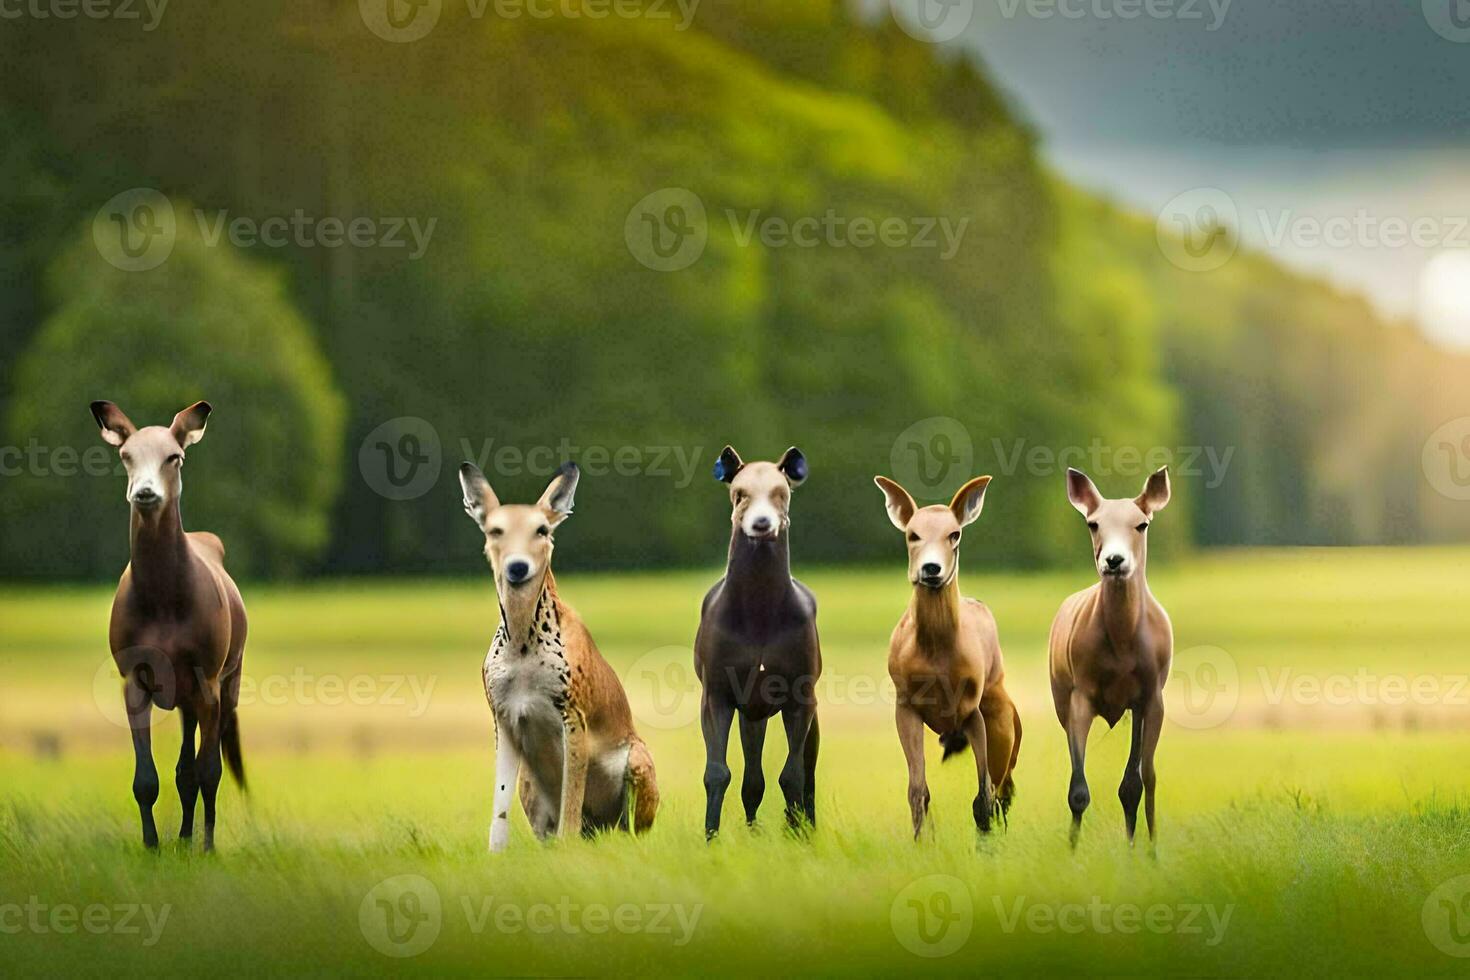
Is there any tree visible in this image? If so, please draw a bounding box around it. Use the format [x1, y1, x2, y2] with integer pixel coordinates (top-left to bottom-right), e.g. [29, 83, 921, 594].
[1, 209, 346, 578]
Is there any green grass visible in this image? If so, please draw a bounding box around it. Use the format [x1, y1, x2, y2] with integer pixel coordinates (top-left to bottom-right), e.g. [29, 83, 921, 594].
[4, 548, 1470, 976]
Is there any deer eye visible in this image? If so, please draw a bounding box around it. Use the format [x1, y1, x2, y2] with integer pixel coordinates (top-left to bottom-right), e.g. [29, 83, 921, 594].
[949, 532, 961, 544]
[907, 532, 919, 543]
[1136, 523, 1149, 532]
[168, 454, 183, 465]
[536, 525, 550, 537]
[489, 528, 504, 538]
[1087, 521, 1099, 532]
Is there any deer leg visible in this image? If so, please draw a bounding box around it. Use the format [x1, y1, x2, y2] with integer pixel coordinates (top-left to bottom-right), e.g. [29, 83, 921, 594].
[801, 710, 819, 827]
[777, 701, 815, 833]
[558, 713, 589, 840]
[962, 709, 994, 833]
[194, 686, 223, 852]
[489, 721, 520, 853]
[700, 695, 735, 840]
[176, 709, 199, 840]
[1065, 689, 1095, 849]
[737, 713, 767, 826]
[1140, 693, 1165, 847]
[1119, 706, 1146, 844]
[982, 693, 1020, 824]
[125, 675, 159, 849]
[896, 703, 929, 840]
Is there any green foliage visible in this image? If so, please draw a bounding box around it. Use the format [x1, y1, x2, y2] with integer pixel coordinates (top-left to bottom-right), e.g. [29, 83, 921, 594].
[0, 3, 1462, 578]
[1, 215, 346, 578]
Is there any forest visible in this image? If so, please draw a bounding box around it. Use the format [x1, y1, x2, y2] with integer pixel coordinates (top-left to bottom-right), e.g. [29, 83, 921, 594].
[2, 0, 1464, 578]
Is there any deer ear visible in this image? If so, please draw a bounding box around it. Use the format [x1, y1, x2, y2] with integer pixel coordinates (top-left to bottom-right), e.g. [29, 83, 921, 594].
[713, 445, 744, 483]
[949, 475, 991, 528]
[874, 476, 916, 532]
[1136, 466, 1171, 515]
[1066, 468, 1102, 518]
[778, 447, 808, 487]
[90, 401, 136, 447]
[170, 401, 212, 448]
[458, 462, 500, 529]
[537, 462, 579, 527]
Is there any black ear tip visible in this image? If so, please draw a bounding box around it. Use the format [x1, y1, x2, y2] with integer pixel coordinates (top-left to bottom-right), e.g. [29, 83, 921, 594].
[459, 461, 479, 477]
[196, 401, 213, 415]
[560, 461, 580, 478]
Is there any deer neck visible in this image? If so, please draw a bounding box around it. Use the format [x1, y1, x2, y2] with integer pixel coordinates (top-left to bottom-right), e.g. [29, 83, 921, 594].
[498, 569, 560, 653]
[1098, 569, 1146, 647]
[128, 499, 192, 608]
[724, 527, 792, 603]
[912, 575, 962, 653]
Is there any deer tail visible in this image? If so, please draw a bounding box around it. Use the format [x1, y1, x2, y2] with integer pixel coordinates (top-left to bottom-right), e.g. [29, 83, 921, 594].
[939, 730, 969, 761]
[222, 707, 247, 791]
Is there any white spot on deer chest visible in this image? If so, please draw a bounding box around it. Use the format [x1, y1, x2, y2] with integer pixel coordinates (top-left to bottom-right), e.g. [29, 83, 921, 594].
[483, 619, 572, 732]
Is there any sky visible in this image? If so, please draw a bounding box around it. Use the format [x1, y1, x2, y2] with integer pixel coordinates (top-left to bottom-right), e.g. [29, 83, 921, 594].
[879, 0, 1470, 343]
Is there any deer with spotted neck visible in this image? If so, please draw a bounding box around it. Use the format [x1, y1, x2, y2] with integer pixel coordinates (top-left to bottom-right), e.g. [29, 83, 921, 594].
[458, 461, 657, 851]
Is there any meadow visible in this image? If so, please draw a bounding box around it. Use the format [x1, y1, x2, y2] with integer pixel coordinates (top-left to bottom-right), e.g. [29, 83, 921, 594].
[3, 547, 1470, 976]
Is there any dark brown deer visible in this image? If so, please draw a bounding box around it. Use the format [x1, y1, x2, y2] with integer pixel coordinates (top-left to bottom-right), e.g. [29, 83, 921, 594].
[694, 446, 821, 839]
[92, 400, 247, 850]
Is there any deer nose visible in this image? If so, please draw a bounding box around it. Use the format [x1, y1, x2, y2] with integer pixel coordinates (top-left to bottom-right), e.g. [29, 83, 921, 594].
[921, 562, 942, 578]
[505, 560, 531, 583]
[1105, 554, 1125, 570]
[751, 516, 772, 534]
[132, 487, 159, 505]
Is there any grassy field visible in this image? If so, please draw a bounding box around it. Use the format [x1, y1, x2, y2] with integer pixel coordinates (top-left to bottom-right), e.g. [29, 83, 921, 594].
[4, 548, 1470, 976]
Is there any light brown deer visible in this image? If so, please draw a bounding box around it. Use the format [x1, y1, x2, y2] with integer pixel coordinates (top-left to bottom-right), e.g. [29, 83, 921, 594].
[91, 400, 247, 851]
[875, 475, 1021, 839]
[1049, 466, 1173, 849]
[458, 461, 657, 851]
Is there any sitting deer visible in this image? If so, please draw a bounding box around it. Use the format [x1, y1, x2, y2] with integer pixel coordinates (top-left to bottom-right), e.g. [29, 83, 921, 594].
[458, 461, 657, 850]
[91, 400, 247, 851]
[1049, 466, 1173, 848]
[875, 475, 1021, 839]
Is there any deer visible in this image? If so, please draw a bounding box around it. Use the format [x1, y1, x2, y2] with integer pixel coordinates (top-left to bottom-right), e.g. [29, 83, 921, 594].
[457, 461, 657, 851]
[91, 400, 247, 851]
[874, 475, 1021, 840]
[694, 446, 821, 840]
[1049, 466, 1173, 849]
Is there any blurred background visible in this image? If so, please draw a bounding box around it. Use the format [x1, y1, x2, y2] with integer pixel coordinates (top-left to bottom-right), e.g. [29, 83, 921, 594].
[2, 0, 1469, 580]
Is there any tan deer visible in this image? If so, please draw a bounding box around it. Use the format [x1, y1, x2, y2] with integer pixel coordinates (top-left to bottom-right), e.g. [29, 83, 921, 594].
[458, 461, 657, 851]
[1049, 466, 1172, 849]
[874, 475, 1021, 839]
